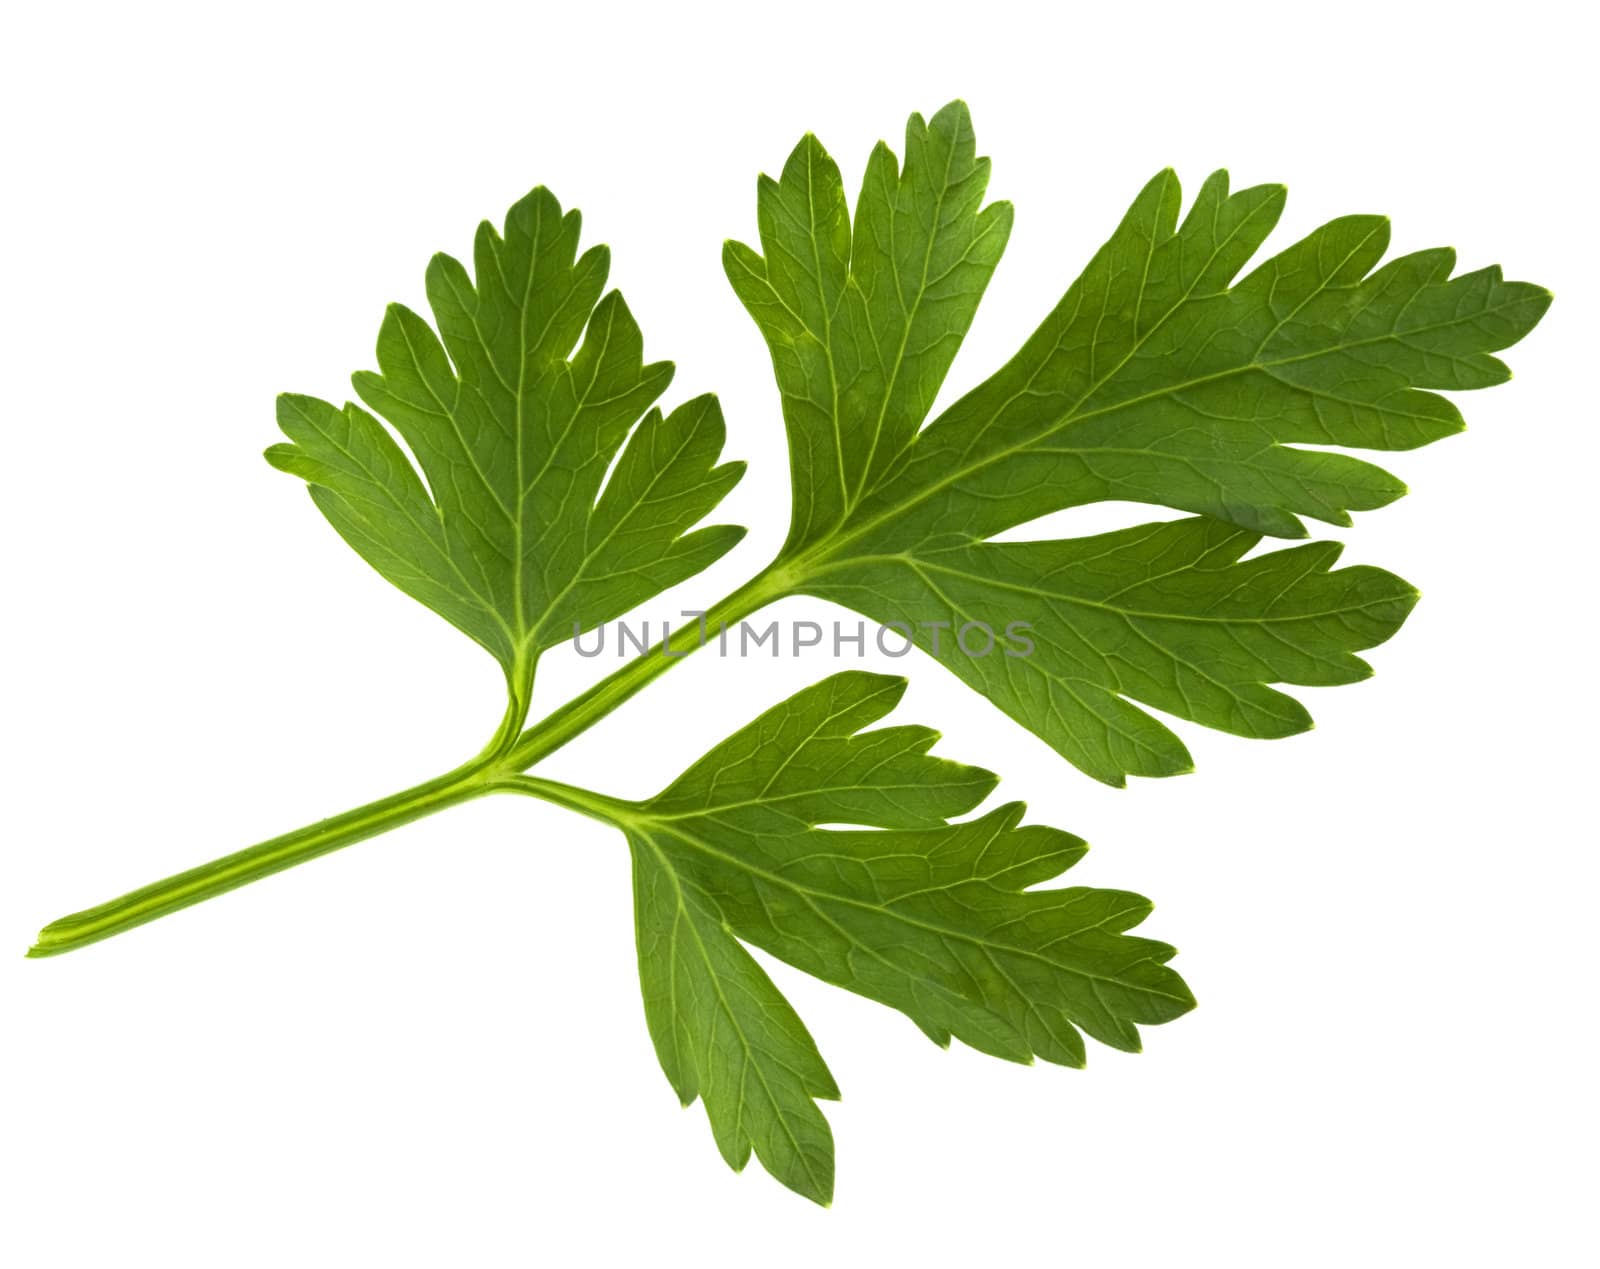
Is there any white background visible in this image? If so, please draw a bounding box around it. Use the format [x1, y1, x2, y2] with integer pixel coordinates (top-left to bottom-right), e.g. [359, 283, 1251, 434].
[3, 1, 1594, 1263]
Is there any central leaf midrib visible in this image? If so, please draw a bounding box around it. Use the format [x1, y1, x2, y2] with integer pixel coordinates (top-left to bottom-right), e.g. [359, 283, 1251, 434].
[847, 125, 961, 512]
[797, 294, 1519, 577]
[638, 835, 828, 1195]
[807, 550, 1403, 626]
[647, 820, 1185, 1005]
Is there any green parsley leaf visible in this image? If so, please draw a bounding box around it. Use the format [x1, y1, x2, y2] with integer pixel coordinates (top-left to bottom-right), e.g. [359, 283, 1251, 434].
[805, 517, 1420, 784]
[728, 103, 1550, 782]
[28, 101, 1551, 1207]
[267, 187, 746, 701]
[610, 670, 1191, 1202]
[723, 109, 1011, 553]
[631, 846, 839, 1205]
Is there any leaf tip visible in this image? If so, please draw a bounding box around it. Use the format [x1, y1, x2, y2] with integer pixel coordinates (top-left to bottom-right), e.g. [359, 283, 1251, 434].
[926, 98, 974, 137]
[791, 131, 831, 168]
[872, 673, 912, 709]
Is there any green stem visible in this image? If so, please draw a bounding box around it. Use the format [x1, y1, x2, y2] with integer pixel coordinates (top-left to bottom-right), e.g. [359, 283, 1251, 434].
[483, 646, 538, 760]
[28, 760, 498, 958]
[504, 565, 788, 769]
[490, 774, 638, 827]
[28, 565, 792, 959]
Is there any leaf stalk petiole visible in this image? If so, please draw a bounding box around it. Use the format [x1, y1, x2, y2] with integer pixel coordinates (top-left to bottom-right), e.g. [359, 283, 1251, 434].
[28, 564, 791, 958]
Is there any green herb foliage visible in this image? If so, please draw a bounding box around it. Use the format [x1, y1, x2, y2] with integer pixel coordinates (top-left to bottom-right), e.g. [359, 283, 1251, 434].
[30, 103, 1549, 1204]
[727, 106, 1546, 783]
